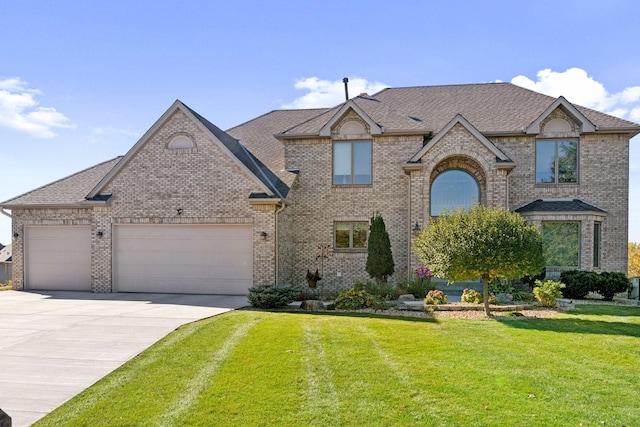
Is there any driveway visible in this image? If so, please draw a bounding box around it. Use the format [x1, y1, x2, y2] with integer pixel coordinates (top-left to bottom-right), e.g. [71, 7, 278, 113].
[0, 290, 248, 427]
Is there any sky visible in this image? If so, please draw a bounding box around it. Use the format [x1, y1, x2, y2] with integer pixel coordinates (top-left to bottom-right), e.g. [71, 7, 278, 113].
[1, 0, 639, 245]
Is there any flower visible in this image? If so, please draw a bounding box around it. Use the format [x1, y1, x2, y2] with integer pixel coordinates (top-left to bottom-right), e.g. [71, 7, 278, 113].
[417, 266, 432, 279]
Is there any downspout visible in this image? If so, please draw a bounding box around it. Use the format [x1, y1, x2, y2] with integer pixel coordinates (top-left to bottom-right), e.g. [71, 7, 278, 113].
[407, 172, 412, 278]
[0, 208, 11, 219]
[275, 202, 286, 284]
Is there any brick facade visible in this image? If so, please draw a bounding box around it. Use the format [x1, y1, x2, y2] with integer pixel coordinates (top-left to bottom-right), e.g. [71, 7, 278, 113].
[5, 85, 636, 294]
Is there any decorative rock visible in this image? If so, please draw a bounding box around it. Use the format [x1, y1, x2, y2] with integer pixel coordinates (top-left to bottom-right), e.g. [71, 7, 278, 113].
[300, 300, 326, 311]
[495, 293, 513, 303]
[398, 294, 416, 302]
[0, 408, 11, 427]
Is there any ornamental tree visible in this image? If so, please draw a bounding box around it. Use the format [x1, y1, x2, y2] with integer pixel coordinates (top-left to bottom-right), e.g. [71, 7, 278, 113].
[366, 213, 395, 283]
[629, 242, 640, 278]
[413, 205, 544, 316]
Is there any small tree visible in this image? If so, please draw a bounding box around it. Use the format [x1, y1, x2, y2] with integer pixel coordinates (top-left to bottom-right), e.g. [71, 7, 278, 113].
[366, 213, 395, 283]
[413, 205, 544, 316]
[629, 242, 640, 278]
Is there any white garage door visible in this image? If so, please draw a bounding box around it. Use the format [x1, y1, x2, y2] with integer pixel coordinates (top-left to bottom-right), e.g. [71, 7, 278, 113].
[113, 224, 253, 295]
[25, 226, 92, 291]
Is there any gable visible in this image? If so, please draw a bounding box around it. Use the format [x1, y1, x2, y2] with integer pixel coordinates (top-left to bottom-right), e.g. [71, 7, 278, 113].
[525, 96, 596, 135]
[88, 100, 288, 201]
[409, 114, 513, 167]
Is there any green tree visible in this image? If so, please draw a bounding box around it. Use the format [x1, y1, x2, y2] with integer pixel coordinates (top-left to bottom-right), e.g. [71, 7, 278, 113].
[366, 213, 395, 283]
[629, 242, 640, 277]
[413, 205, 544, 316]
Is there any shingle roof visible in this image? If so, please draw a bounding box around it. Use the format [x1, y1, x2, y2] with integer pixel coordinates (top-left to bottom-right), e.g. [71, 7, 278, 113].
[0, 157, 122, 207]
[227, 108, 328, 171]
[276, 82, 639, 137]
[185, 104, 290, 199]
[514, 199, 607, 213]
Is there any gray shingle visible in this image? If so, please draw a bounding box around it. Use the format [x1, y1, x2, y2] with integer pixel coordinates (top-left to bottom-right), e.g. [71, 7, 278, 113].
[514, 199, 607, 213]
[1, 157, 123, 207]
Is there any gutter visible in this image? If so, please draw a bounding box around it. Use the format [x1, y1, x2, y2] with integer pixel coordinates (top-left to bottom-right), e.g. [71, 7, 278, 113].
[0, 208, 11, 219]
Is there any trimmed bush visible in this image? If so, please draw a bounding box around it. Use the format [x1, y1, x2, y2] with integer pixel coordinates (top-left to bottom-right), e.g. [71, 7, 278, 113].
[533, 279, 565, 307]
[247, 284, 300, 309]
[597, 272, 630, 301]
[424, 290, 448, 305]
[560, 270, 597, 299]
[334, 289, 374, 310]
[461, 288, 482, 304]
[560, 270, 631, 301]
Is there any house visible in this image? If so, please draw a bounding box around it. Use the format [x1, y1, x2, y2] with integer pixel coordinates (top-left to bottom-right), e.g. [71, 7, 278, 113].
[0, 243, 11, 284]
[2, 82, 638, 294]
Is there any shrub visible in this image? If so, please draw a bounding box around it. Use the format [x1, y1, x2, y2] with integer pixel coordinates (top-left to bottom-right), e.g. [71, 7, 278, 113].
[334, 289, 374, 310]
[533, 279, 565, 307]
[560, 270, 597, 299]
[596, 272, 630, 301]
[366, 213, 395, 283]
[512, 291, 536, 303]
[488, 278, 514, 295]
[247, 284, 300, 309]
[395, 267, 435, 298]
[353, 280, 397, 300]
[461, 288, 482, 304]
[424, 289, 448, 305]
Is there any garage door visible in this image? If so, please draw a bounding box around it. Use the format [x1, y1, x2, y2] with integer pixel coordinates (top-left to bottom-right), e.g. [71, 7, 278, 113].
[25, 226, 92, 291]
[113, 224, 253, 295]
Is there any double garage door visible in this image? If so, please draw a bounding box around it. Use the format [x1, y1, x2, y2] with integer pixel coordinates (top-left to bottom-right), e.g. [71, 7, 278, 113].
[25, 224, 253, 295]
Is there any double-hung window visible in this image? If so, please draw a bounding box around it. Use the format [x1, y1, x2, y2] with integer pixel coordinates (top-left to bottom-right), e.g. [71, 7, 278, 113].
[334, 222, 368, 249]
[536, 139, 578, 184]
[333, 141, 372, 185]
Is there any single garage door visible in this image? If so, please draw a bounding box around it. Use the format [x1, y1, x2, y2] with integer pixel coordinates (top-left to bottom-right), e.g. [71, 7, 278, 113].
[25, 226, 92, 291]
[113, 224, 253, 295]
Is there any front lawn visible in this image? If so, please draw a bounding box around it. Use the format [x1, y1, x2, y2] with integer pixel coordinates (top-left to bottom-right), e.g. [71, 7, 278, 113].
[35, 305, 640, 426]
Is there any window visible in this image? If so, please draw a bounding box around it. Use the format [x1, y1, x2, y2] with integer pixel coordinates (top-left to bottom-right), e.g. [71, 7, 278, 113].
[536, 139, 578, 184]
[333, 141, 371, 184]
[543, 222, 580, 267]
[168, 134, 196, 149]
[593, 222, 602, 268]
[430, 169, 479, 216]
[335, 222, 368, 249]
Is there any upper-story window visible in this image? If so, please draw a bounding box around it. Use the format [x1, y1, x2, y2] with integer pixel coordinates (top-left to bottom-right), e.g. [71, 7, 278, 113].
[167, 134, 196, 149]
[430, 169, 479, 216]
[333, 141, 372, 185]
[536, 138, 578, 184]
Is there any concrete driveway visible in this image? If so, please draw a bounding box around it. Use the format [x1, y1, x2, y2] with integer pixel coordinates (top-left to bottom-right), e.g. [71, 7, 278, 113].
[0, 290, 248, 427]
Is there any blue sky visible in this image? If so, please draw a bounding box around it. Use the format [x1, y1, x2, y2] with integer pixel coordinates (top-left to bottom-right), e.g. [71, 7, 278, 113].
[1, 0, 639, 244]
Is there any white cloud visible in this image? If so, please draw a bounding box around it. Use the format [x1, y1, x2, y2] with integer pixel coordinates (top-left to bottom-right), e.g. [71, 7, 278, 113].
[511, 68, 640, 122]
[282, 77, 389, 109]
[0, 77, 74, 138]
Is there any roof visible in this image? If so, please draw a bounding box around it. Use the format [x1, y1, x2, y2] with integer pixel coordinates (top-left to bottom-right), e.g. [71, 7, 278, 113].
[184, 104, 290, 199]
[514, 199, 607, 214]
[276, 82, 639, 137]
[1, 157, 122, 208]
[227, 108, 328, 171]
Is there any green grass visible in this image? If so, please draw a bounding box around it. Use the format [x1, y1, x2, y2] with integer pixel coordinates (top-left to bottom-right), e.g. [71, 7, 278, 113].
[34, 305, 640, 427]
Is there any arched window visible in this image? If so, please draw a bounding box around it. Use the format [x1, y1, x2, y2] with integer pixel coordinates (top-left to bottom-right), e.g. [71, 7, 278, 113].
[167, 134, 196, 149]
[430, 169, 479, 216]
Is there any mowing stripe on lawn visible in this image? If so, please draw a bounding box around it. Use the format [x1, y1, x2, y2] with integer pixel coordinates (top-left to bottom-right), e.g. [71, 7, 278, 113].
[353, 321, 446, 422]
[154, 315, 263, 427]
[300, 318, 341, 423]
